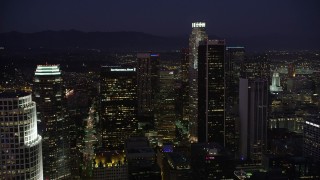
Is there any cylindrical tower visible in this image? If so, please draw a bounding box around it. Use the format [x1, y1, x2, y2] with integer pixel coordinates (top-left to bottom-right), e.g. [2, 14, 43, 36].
[0, 91, 43, 180]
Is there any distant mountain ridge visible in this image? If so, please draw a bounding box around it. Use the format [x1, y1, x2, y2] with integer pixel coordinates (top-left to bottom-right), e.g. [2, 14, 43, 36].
[0, 30, 319, 52]
[0, 30, 187, 51]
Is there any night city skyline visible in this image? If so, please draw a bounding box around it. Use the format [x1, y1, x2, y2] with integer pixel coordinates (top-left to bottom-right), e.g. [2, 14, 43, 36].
[1, 1, 320, 180]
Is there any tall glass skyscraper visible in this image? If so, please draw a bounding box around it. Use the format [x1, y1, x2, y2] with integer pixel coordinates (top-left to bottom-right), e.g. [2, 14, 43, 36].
[100, 66, 137, 150]
[198, 40, 226, 145]
[304, 116, 320, 162]
[0, 91, 43, 180]
[239, 78, 268, 164]
[33, 65, 71, 179]
[188, 22, 208, 142]
[155, 70, 177, 144]
[225, 47, 245, 155]
[137, 53, 160, 115]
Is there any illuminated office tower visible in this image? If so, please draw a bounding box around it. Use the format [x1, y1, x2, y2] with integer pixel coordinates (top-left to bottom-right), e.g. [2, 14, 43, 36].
[225, 47, 245, 154]
[0, 91, 43, 180]
[180, 48, 190, 130]
[188, 22, 208, 142]
[137, 53, 160, 115]
[154, 70, 176, 144]
[239, 78, 268, 164]
[100, 66, 137, 150]
[198, 40, 226, 145]
[33, 65, 71, 179]
[181, 48, 189, 83]
[303, 116, 320, 161]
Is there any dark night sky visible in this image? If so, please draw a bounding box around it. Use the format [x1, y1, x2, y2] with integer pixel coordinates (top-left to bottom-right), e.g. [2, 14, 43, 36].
[1, 0, 320, 38]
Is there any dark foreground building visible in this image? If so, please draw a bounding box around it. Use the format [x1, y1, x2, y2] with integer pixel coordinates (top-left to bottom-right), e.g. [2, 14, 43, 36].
[191, 143, 235, 179]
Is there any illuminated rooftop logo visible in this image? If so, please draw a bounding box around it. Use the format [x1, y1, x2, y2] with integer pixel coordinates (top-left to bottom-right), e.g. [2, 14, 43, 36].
[110, 68, 136, 72]
[192, 22, 206, 28]
[35, 65, 61, 76]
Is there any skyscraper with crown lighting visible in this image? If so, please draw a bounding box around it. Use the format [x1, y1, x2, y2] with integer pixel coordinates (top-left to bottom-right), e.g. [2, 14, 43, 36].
[33, 65, 71, 179]
[188, 22, 208, 142]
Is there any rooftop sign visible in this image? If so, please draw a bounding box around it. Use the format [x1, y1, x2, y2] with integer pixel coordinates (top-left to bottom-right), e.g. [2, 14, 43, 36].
[110, 68, 136, 72]
[192, 22, 206, 28]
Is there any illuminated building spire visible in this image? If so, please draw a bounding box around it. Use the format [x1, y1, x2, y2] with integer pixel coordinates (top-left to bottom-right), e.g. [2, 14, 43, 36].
[188, 22, 208, 142]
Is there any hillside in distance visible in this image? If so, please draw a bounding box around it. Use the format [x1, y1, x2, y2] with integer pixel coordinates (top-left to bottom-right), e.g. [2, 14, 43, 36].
[0, 30, 319, 52]
[0, 30, 187, 52]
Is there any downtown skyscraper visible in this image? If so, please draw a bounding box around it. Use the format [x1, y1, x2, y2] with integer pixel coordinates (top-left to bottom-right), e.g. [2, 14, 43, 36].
[303, 115, 320, 162]
[0, 91, 43, 180]
[180, 48, 190, 132]
[197, 40, 226, 145]
[188, 22, 208, 142]
[33, 65, 71, 179]
[155, 70, 177, 144]
[238, 54, 269, 164]
[137, 53, 160, 116]
[239, 78, 269, 164]
[225, 47, 245, 154]
[100, 66, 137, 150]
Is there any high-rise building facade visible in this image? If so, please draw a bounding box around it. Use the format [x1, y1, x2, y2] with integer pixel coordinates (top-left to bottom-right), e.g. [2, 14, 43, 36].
[198, 40, 226, 145]
[239, 54, 270, 163]
[100, 66, 137, 150]
[137, 53, 160, 115]
[33, 65, 71, 179]
[239, 78, 269, 164]
[225, 47, 245, 154]
[180, 49, 190, 132]
[154, 70, 177, 143]
[0, 91, 43, 180]
[188, 22, 208, 142]
[303, 115, 320, 161]
[181, 48, 189, 84]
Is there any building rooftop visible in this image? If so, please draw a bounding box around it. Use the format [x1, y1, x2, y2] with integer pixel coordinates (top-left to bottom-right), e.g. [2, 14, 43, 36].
[0, 91, 30, 99]
[94, 150, 126, 168]
[35, 64, 61, 76]
[127, 147, 154, 154]
[167, 153, 189, 164]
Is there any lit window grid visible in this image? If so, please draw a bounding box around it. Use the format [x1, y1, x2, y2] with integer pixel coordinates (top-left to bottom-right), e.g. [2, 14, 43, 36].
[304, 120, 320, 161]
[0, 94, 43, 180]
